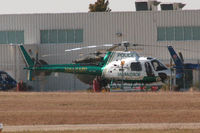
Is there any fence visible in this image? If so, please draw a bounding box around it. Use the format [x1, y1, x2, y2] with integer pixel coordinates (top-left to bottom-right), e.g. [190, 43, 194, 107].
[0, 44, 200, 92]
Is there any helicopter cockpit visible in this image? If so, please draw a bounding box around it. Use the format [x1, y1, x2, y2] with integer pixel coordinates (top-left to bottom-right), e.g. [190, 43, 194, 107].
[151, 59, 168, 71]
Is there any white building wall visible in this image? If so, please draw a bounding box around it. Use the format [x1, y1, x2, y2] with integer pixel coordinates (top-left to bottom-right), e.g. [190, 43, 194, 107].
[0, 11, 199, 45]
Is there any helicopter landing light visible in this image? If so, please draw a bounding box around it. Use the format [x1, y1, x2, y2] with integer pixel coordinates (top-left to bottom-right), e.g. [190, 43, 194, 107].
[121, 61, 125, 66]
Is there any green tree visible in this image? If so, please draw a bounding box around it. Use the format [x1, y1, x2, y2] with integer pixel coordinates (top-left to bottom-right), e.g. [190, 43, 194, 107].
[89, 0, 111, 12]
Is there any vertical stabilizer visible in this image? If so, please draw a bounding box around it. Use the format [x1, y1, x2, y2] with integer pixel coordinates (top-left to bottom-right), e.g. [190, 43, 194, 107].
[19, 45, 34, 67]
[167, 46, 183, 68]
[167, 46, 184, 78]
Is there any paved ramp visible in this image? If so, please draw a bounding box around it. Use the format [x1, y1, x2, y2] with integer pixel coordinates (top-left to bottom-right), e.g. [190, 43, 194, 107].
[3, 123, 200, 132]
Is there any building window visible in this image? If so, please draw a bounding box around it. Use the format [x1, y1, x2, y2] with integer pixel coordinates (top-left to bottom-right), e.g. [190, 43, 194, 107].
[175, 27, 184, 41]
[67, 29, 74, 43]
[49, 30, 58, 43]
[184, 27, 192, 40]
[157, 26, 200, 41]
[58, 30, 66, 43]
[40, 29, 83, 44]
[192, 27, 200, 40]
[0, 31, 24, 44]
[166, 27, 175, 41]
[157, 27, 166, 41]
[75, 29, 83, 43]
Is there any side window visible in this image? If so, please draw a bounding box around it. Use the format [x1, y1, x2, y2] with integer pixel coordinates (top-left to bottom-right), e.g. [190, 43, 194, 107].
[145, 62, 154, 77]
[130, 62, 142, 71]
[151, 60, 167, 71]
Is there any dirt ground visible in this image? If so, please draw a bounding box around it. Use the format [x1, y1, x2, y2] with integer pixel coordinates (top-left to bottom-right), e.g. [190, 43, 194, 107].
[3, 129, 200, 133]
[0, 92, 200, 126]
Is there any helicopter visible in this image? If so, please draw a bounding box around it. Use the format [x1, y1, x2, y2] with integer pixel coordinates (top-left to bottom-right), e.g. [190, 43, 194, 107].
[168, 45, 200, 77]
[167, 45, 199, 89]
[19, 41, 171, 91]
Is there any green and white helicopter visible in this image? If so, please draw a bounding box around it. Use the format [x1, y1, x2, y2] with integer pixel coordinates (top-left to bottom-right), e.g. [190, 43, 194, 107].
[19, 41, 170, 91]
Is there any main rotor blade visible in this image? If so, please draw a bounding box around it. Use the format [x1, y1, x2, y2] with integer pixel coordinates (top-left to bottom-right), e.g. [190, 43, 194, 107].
[131, 43, 167, 48]
[41, 53, 68, 57]
[107, 45, 119, 51]
[65, 44, 114, 52]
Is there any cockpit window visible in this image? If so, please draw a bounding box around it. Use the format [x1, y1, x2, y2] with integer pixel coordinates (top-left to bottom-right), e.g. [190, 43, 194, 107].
[1, 74, 9, 81]
[145, 62, 154, 77]
[131, 62, 142, 71]
[151, 60, 167, 71]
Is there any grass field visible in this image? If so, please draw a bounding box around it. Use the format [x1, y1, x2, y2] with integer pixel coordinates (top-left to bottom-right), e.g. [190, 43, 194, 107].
[3, 129, 200, 133]
[0, 92, 200, 126]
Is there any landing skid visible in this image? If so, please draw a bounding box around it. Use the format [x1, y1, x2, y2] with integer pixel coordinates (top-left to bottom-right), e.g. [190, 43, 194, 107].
[108, 82, 161, 92]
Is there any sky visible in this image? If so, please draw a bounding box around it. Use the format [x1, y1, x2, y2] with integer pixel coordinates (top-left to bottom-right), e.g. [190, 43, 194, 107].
[0, 0, 199, 14]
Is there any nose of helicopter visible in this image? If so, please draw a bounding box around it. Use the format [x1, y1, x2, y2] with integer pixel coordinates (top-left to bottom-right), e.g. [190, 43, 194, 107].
[158, 68, 172, 83]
